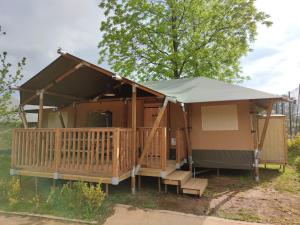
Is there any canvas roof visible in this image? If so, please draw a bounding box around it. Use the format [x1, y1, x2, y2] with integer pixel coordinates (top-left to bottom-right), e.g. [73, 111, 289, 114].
[19, 52, 282, 108]
[19, 53, 161, 107]
[144, 77, 282, 104]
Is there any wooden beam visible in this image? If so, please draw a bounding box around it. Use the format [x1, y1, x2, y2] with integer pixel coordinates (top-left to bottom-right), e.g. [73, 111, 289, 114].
[38, 90, 44, 128]
[181, 103, 192, 171]
[59, 53, 164, 98]
[14, 87, 84, 101]
[136, 97, 169, 173]
[21, 62, 83, 106]
[131, 84, 137, 194]
[258, 99, 274, 150]
[93, 82, 123, 101]
[18, 106, 28, 128]
[254, 99, 273, 182]
[58, 111, 66, 128]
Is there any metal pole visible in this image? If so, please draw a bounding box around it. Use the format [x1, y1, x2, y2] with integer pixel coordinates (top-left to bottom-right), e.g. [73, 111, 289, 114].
[295, 84, 300, 135]
[288, 92, 293, 138]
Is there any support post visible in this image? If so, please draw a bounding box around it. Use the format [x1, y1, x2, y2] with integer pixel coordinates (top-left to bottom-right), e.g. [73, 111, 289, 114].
[181, 103, 192, 171]
[18, 106, 28, 128]
[38, 90, 44, 128]
[131, 85, 137, 194]
[58, 111, 66, 128]
[255, 99, 274, 182]
[135, 97, 169, 174]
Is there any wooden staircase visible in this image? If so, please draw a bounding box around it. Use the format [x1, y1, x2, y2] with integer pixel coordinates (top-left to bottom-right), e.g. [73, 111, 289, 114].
[163, 170, 208, 197]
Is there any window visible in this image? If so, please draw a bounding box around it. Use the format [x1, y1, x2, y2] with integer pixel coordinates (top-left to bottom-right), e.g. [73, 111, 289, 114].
[87, 111, 112, 127]
[201, 104, 238, 131]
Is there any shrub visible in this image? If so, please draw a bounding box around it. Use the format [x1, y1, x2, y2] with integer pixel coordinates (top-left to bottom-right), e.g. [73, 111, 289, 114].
[7, 177, 22, 207]
[295, 157, 300, 172]
[46, 181, 106, 219]
[288, 136, 300, 151]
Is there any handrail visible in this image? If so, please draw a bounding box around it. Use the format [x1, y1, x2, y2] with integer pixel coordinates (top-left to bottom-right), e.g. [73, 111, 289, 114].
[11, 128, 134, 178]
[137, 127, 167, 170]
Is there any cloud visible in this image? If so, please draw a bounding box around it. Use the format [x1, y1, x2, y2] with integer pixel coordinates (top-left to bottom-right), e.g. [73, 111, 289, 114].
[0, 0, 105, 84]
[241, 0, 300, 95]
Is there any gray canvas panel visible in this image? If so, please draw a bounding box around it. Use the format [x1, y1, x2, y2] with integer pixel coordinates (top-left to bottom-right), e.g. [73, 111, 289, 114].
[144, 77, 281, 103]
[192, 149, 254, 170]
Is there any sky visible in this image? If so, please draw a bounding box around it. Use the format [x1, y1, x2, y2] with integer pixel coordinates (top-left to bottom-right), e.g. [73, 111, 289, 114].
[0, 0, 299, 96]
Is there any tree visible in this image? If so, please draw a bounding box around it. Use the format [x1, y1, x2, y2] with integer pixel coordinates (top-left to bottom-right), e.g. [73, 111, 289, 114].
[0, 25, 26, 122]
[98, 0, 271, 82]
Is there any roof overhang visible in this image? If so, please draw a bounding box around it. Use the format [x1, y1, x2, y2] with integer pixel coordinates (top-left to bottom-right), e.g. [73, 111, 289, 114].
[18, 53, 164, 107]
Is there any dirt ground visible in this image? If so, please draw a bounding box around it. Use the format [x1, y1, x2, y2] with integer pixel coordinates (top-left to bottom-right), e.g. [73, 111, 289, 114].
[103, 204, 270, 225]
[154, 176, 300, 225]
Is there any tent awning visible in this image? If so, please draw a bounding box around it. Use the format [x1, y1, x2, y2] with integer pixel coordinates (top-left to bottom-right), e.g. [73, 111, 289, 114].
[144, 77, 283, 104]
[20, 53, 162, 107]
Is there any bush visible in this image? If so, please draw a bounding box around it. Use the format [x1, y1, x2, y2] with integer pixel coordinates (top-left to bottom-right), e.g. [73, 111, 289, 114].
[288, 136, 300, 166]
[295, 157, 300, 172]
[7, 177, 22, 207]
[288, 136, 300, 151]
[46, 181, 106, 219]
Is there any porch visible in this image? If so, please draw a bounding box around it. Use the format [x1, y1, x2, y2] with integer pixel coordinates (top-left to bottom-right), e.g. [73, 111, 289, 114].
[10, 127, 187, 185]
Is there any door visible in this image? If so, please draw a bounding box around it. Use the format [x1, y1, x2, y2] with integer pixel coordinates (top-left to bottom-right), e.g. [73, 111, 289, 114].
[143, 103, 168, 127]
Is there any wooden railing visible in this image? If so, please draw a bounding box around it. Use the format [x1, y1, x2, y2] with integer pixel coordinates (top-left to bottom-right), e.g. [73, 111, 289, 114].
[176, 128, 187, 164]
[11, 128, 133, 178]
[137, 127, 167, 170]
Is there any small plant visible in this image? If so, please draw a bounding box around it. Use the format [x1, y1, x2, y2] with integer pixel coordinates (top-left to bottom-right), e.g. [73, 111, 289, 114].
[295, 156, 300, 172]
[29, 194, 41, 209]
[7, 177, 21, 207]
[46, 181, 106, 219]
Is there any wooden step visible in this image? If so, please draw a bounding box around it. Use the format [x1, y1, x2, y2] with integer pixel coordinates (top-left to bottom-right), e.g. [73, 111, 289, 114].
[164, 170, 191, 186]
[181, 178, 208, 197]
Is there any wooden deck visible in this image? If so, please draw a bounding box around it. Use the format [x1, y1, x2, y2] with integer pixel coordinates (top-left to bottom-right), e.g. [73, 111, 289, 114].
[11, 128, 134, 184]
[10, 127, 191, 191]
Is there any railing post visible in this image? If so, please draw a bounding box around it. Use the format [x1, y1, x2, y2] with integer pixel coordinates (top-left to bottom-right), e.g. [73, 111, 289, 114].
[112, 128, 120, 185]
[161, 128, 167, 178]
[11, 129, 17, 169]
[175, 129, 180, 168]
[54, 128, 61, 177]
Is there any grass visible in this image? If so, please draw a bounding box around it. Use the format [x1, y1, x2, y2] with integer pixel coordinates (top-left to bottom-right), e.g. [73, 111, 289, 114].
[218, 209, 262, 223]
[0, 122, 300, 223]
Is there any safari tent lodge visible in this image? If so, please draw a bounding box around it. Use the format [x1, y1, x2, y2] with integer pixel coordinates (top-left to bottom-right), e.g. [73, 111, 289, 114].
[10, 52, 287, 196]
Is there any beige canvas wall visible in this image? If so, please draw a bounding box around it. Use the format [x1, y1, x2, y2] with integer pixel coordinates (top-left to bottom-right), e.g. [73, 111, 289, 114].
[190, 101, 254, 150]
[43, 100, 144, 128]
[42, 105, 74, 128]
[258, 115, 287, 164]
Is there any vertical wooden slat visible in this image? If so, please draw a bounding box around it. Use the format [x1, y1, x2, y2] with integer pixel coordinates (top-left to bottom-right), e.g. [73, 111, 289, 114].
[45, 130, 49, 168]
[82, 131, 86, 170]
[106, 132, 110, 172]
[72, 130, 76, 169]
[87, 131, 91, 170]
[96, 131, 100, 169]
[101, 131, 105, 170]
[55, 129, 61, 172]
[76, 131, 81, 169]
[112, 129, 120, 177]
[91, 131, 95, 171]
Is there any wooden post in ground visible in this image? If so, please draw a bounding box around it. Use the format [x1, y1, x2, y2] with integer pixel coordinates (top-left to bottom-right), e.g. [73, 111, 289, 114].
[35, 177, 38, 194]
[158, 177, 161, 192]
[38, 90, 44, 128]
[18, 106, 28, 128]
[105, 183, 109, 195]
[138, 176, 141, 190]
[255, 100, 274, 182]
[131, 85, 137, 194]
